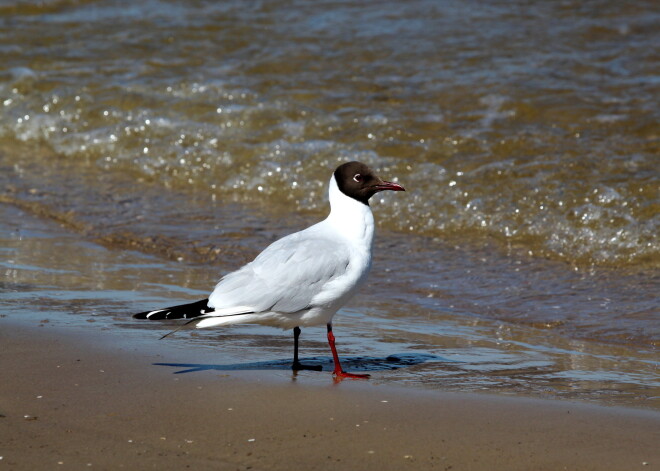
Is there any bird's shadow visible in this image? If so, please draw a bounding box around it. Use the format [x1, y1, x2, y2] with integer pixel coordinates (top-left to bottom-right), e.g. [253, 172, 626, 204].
[154, 353, 441, 375]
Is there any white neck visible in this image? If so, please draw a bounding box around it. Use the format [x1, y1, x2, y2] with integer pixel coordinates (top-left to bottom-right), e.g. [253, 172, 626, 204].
[324, 175, 375, 246]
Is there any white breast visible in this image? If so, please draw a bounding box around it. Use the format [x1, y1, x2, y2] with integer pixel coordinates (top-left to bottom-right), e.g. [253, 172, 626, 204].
[309, 176, 375, 309]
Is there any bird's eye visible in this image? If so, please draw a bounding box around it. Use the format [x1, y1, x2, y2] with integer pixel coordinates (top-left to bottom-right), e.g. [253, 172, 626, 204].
[353, 174, 362, 183]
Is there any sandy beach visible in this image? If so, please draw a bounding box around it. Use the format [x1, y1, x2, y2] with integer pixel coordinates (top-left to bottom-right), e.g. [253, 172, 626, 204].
[1, 321, 658, 471]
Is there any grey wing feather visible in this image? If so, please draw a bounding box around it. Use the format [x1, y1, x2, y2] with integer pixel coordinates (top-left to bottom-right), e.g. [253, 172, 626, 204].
[208, 231, 350, 314]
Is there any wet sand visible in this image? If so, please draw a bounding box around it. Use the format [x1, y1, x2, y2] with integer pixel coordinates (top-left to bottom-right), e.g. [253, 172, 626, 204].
[2, 322, 658, 471]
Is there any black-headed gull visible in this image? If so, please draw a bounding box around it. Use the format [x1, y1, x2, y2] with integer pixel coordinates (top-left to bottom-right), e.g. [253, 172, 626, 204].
[134, 161, 405, 379]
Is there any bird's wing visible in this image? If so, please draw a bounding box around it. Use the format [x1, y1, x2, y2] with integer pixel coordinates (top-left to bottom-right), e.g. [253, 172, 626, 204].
[207, 230, 351, 315]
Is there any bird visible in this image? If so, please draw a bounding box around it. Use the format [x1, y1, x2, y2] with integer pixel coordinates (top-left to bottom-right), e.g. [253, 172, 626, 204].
[133, 161, 405, 379]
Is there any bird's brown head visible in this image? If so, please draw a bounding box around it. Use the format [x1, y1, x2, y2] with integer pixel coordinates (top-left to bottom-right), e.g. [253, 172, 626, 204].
[333, 161, 405, 205]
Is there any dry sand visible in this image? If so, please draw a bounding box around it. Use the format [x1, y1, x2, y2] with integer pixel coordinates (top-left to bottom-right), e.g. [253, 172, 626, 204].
[1, 322, 658, 471]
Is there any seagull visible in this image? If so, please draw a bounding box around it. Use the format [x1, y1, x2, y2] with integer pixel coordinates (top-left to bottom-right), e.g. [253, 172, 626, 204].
[133, 161, 405, 379]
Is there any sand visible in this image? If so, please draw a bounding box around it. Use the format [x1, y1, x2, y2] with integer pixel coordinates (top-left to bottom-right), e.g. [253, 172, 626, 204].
[1, 322, 658, 471]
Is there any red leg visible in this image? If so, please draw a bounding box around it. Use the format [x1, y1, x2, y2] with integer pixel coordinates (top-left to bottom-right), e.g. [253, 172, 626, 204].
[327, 324, 369, 380]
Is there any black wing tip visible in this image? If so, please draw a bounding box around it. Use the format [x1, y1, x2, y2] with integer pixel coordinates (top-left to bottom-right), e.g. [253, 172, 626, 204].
[133, 310, 161, 320]
[133, 299, 211, 321]
[133, 308, 171, 320]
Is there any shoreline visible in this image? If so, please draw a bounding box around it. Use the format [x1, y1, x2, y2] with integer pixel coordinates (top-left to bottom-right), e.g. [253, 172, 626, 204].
[2, 320, 658, 470]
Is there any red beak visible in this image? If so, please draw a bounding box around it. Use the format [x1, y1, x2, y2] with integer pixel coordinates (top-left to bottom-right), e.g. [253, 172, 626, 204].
[374, 180, 405, 192]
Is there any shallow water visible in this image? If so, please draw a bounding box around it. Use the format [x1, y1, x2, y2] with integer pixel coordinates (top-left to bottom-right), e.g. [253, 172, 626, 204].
[1, 203, 658, 408]
[2, 0, 658, 266]
[0, 0, 658, 407]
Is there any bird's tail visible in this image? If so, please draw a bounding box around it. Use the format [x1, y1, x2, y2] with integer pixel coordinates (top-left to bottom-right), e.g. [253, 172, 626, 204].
[133, 299, 212, 320]
[133, 299, 258, 339]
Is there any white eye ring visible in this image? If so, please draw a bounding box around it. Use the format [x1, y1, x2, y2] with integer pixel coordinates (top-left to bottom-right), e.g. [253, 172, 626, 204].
[353, 174, 362, 182]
